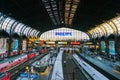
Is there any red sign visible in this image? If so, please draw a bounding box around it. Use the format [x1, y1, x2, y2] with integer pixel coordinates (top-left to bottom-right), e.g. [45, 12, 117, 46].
[70, 42, 80, 45]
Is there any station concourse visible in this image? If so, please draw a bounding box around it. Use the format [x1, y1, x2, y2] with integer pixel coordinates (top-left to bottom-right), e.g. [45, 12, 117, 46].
[0, 0, 120, 80]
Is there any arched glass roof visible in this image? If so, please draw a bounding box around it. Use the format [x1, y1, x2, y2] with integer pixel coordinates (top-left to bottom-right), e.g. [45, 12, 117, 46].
[40, 27, 89, 41]
[88, 16, 120, 38]
[0, 12, 40, 37]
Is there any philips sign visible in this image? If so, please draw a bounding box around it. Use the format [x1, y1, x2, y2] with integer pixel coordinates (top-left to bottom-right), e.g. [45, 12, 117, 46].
[55, 32, 72, 36]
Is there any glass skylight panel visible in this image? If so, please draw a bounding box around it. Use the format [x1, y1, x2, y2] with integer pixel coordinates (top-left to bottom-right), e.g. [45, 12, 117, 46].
[32, 30, 37, 36]
[107, 21, 116, 31]
[17, 24, 24, 34]
[20, 26, 26, 35]
[14, 23, 22, 33]
[41, 0, 48, 3]
[2, 18, 11, 30]
[45, 5, 50, 8]
[72, 5, 77, 9]
[66, 0, 72, 4]
[31, 30, 36, 36]
[65, 0, 80, 25]
[6, 19, 15, 31]
[0, 15, 4, 22]
[23, 27, 30, 35]
[96, 27, 104, 37]
[70, 14, 74, 18]
[27, 28, 33, 36]
[46, 9, 51, 12]
[31, 30, 37, 37]
[111, 19, 120, 34]
[68, 19, 72, 25]
[112, 18, 120, 34]
[52, 4, 56, 8]
[116, 17, 120, 22]
[53, 8, 57, 10]
[101, 24, 112, 36]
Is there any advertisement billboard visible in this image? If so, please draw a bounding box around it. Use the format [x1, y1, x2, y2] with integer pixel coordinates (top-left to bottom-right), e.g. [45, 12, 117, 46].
[55, 32, 72, 36]
[22, 40, 26, 51]
[109, 41, 115, 55]
[100, 41, 106, 53]
[0, 38, 7, 53]
[70, 42, 80, 45]
[13, 39, 18, 51]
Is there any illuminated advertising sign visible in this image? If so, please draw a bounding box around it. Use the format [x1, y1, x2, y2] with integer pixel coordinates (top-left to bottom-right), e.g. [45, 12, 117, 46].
[22, 40, 26, 51]
[100, 41, 106, 53]
[46, 42, 55, 44]
[13, 39, 18, 51]
[40, 41, 44, 45]
[58, 42, 67, 44]
[109, 41, 115, 55]
[55, 32, 72, 36]
[0, 38, 6, 53]
[70, 42, 80, 45]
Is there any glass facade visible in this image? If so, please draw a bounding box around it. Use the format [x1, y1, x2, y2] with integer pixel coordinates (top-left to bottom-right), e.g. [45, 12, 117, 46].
[88, 16, 120, 38]
[0, 12, 39, 37]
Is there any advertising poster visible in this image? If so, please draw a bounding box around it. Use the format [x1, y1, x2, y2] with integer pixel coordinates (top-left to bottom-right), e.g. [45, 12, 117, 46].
[13, 39, 18, 51]
[109, 41, 115, 55]
[0, 38, 7, 53]
[22, 40, 26, 51]
[100, 41, 106, 53]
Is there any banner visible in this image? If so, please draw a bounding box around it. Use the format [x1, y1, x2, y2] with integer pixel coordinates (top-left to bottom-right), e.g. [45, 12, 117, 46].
[0, 38, 6, 53]
[13, 39, 18, 51]
[109, 41, 115, 55]
[22, 40, 26, 51]
[100, 41, 106, 53]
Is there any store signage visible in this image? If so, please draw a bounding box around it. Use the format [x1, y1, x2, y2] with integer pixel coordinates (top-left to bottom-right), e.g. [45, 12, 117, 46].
[55, 32, 72, 36]
[71, 42, 80, 45]
[58, 42, 67, 44]
[46, 42, 55, 44]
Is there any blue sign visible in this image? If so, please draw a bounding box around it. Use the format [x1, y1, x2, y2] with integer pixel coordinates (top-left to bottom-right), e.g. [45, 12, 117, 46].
[13, 40, 18, 50]
[109, 41, 115, 55]
[55, 32, 72, 36]
[20, 73, 28, 78]
[30, 74, 38, 78]
[20, 73, 38, 78]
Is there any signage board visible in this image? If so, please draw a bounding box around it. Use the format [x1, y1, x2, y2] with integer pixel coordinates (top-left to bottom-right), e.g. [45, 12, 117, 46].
[109, 41, 115, 55]
[100, 41, 106, 53]
[70, 42, 80, 45]
[20, 73, 38, 78]
[58, 42, 67, 44]
[55, 32, 72, 36]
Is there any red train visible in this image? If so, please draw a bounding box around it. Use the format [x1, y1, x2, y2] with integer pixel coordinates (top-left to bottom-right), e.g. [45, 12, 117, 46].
[0, 52, 37, 72]
[0, 72, 10, 80]
[0, 51, 19, 59]
[40, 48, 48, 54]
